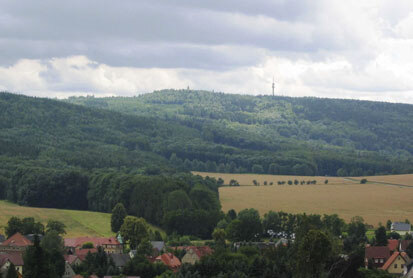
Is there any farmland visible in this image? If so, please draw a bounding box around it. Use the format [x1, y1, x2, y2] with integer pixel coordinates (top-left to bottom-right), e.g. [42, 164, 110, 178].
[194, 172, 413, 226]
[0, 201, 165, 238]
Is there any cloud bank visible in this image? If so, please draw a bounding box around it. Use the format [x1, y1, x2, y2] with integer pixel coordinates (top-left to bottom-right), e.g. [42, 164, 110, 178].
[0, 0, 413, 103]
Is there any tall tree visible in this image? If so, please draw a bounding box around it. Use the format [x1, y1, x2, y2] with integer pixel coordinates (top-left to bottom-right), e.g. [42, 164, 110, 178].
[46, 220, 66, 235]
[120, 216, 148, 249]
[111, 203, 127, 233]
[23, 235, 49, 278]
[374, 226, 388, 246]
[296, 230, 333, 278]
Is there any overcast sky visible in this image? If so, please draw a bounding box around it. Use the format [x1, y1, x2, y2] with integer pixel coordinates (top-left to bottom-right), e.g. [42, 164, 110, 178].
[1, 0, 413, 103]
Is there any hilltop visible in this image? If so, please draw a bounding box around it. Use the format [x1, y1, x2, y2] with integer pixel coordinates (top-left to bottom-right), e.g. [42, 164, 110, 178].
[66, 90, 413, 176]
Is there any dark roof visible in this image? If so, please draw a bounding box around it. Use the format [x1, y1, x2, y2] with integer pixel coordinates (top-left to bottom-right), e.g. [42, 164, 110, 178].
[109, 253, 130, 267]
[392, 222, 411, 231]
[365, 246, 391, 260]
[150, 241, 165, 252]
[401, 240, 413, 251]
[24, 234, 43, 242]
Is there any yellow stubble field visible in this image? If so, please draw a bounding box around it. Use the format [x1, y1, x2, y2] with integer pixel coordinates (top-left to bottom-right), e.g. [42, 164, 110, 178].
[194, 172, 413, 225]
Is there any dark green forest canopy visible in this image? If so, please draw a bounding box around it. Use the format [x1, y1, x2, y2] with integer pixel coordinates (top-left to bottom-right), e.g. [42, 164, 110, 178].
[65, 89, 413, 176]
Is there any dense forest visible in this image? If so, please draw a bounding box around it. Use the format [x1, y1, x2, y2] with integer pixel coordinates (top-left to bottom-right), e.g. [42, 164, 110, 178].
[66, 89, 413, 176]
[1, 91, 413, 236]
[0, 92, 222, 237]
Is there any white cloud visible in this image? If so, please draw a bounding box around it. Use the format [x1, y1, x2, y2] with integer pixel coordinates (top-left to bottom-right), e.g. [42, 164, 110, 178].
[0, 0, 413, 103]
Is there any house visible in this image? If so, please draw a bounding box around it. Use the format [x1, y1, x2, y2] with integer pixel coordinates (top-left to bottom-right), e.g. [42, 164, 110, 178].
[151, 241, 165, 256]
[181, 246, 213, 265]
[400, 240, 413, 252]
[0, 233, 33, 252]
[404, 259, 413, 277]
[64, 237, 122, 254]
[154, 253, 181, 271]
[391, 222, 411, 236]
[129, 250, 137, 259]
[0, 252, 24, 276]
[62, 261, 76, 278]
[64, 254, 82, 266]
[381, 251, 409, 275]
[388, 239, 399, 253]
[365, 246, 391, 268]
[74, 248, 98, 261]
[109, 253, 131, 271]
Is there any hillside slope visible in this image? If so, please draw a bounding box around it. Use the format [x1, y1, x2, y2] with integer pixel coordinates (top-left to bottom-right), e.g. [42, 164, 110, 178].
[66, 90, 413, 176]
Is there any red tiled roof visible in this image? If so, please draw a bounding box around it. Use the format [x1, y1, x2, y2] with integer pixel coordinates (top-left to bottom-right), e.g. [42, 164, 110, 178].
[388, 239, 399, 252]
[64, 254, 80, 265]
[381, 251, 408, 270]
[186, 246, 213, 259]
[365, 246, 391, 260]
[0, 253, 24, 266]
[64, 237, 120, 248]
[155, 253, 181, 270]
[74, 248, 98, 261]
[1, 233, 32, 247]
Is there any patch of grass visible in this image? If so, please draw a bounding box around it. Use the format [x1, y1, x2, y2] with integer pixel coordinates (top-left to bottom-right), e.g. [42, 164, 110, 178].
[0, 201, 165, 238]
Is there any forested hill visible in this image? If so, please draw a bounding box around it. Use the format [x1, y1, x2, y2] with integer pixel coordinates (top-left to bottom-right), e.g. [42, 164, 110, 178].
[66, 90, 413, 176]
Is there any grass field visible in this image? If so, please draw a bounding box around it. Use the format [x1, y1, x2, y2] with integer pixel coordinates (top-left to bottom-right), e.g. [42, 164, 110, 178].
[194, 172, 413, 226]
[0, 201, 165, 238]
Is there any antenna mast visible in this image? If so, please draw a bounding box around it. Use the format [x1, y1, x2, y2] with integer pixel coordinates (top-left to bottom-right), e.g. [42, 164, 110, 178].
[272, 76, 275, 96]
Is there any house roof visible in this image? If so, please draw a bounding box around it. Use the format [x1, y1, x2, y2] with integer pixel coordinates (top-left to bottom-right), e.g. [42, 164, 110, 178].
[24, 234, 43, 242]
[64, 237, 120, 248]
[74, 248, 98, 261]
[1, 233, 32, 247]
[64, 254, 80, 265]
[387, 239, 399, 252]
[381, 251, 409, 270]
[392, 222, 411, 231]
[401, 240, 413, 251]
[0, 253, 24, 266]
[109, 253, 130, 267]
[186, 246, 213, 259]
[365, 246, 391, 260]
[150, 241, 165, 252]
[155, 253, 181, 269]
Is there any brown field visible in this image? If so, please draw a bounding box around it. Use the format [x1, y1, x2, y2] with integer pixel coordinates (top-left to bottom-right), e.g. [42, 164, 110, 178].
[359, 174, 413, 186]
[194, 172, 413, 226]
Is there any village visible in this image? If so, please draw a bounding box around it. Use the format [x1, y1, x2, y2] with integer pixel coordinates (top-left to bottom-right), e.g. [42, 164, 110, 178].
[1, 217, 413, 278]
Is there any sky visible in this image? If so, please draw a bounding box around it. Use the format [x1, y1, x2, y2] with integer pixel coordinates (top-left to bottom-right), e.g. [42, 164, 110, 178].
[1, 0, 413, 103]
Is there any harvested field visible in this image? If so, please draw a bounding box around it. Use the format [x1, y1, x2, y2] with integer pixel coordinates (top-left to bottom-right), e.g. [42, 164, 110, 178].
[193, 172, 413, 226]
[219, 182, 413, 226]
[192, 172, 355, 186]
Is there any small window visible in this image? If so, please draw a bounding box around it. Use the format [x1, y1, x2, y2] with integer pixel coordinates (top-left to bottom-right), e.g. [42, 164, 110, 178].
[394, 264, 397, 268]
[375, 259, 378, 263]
